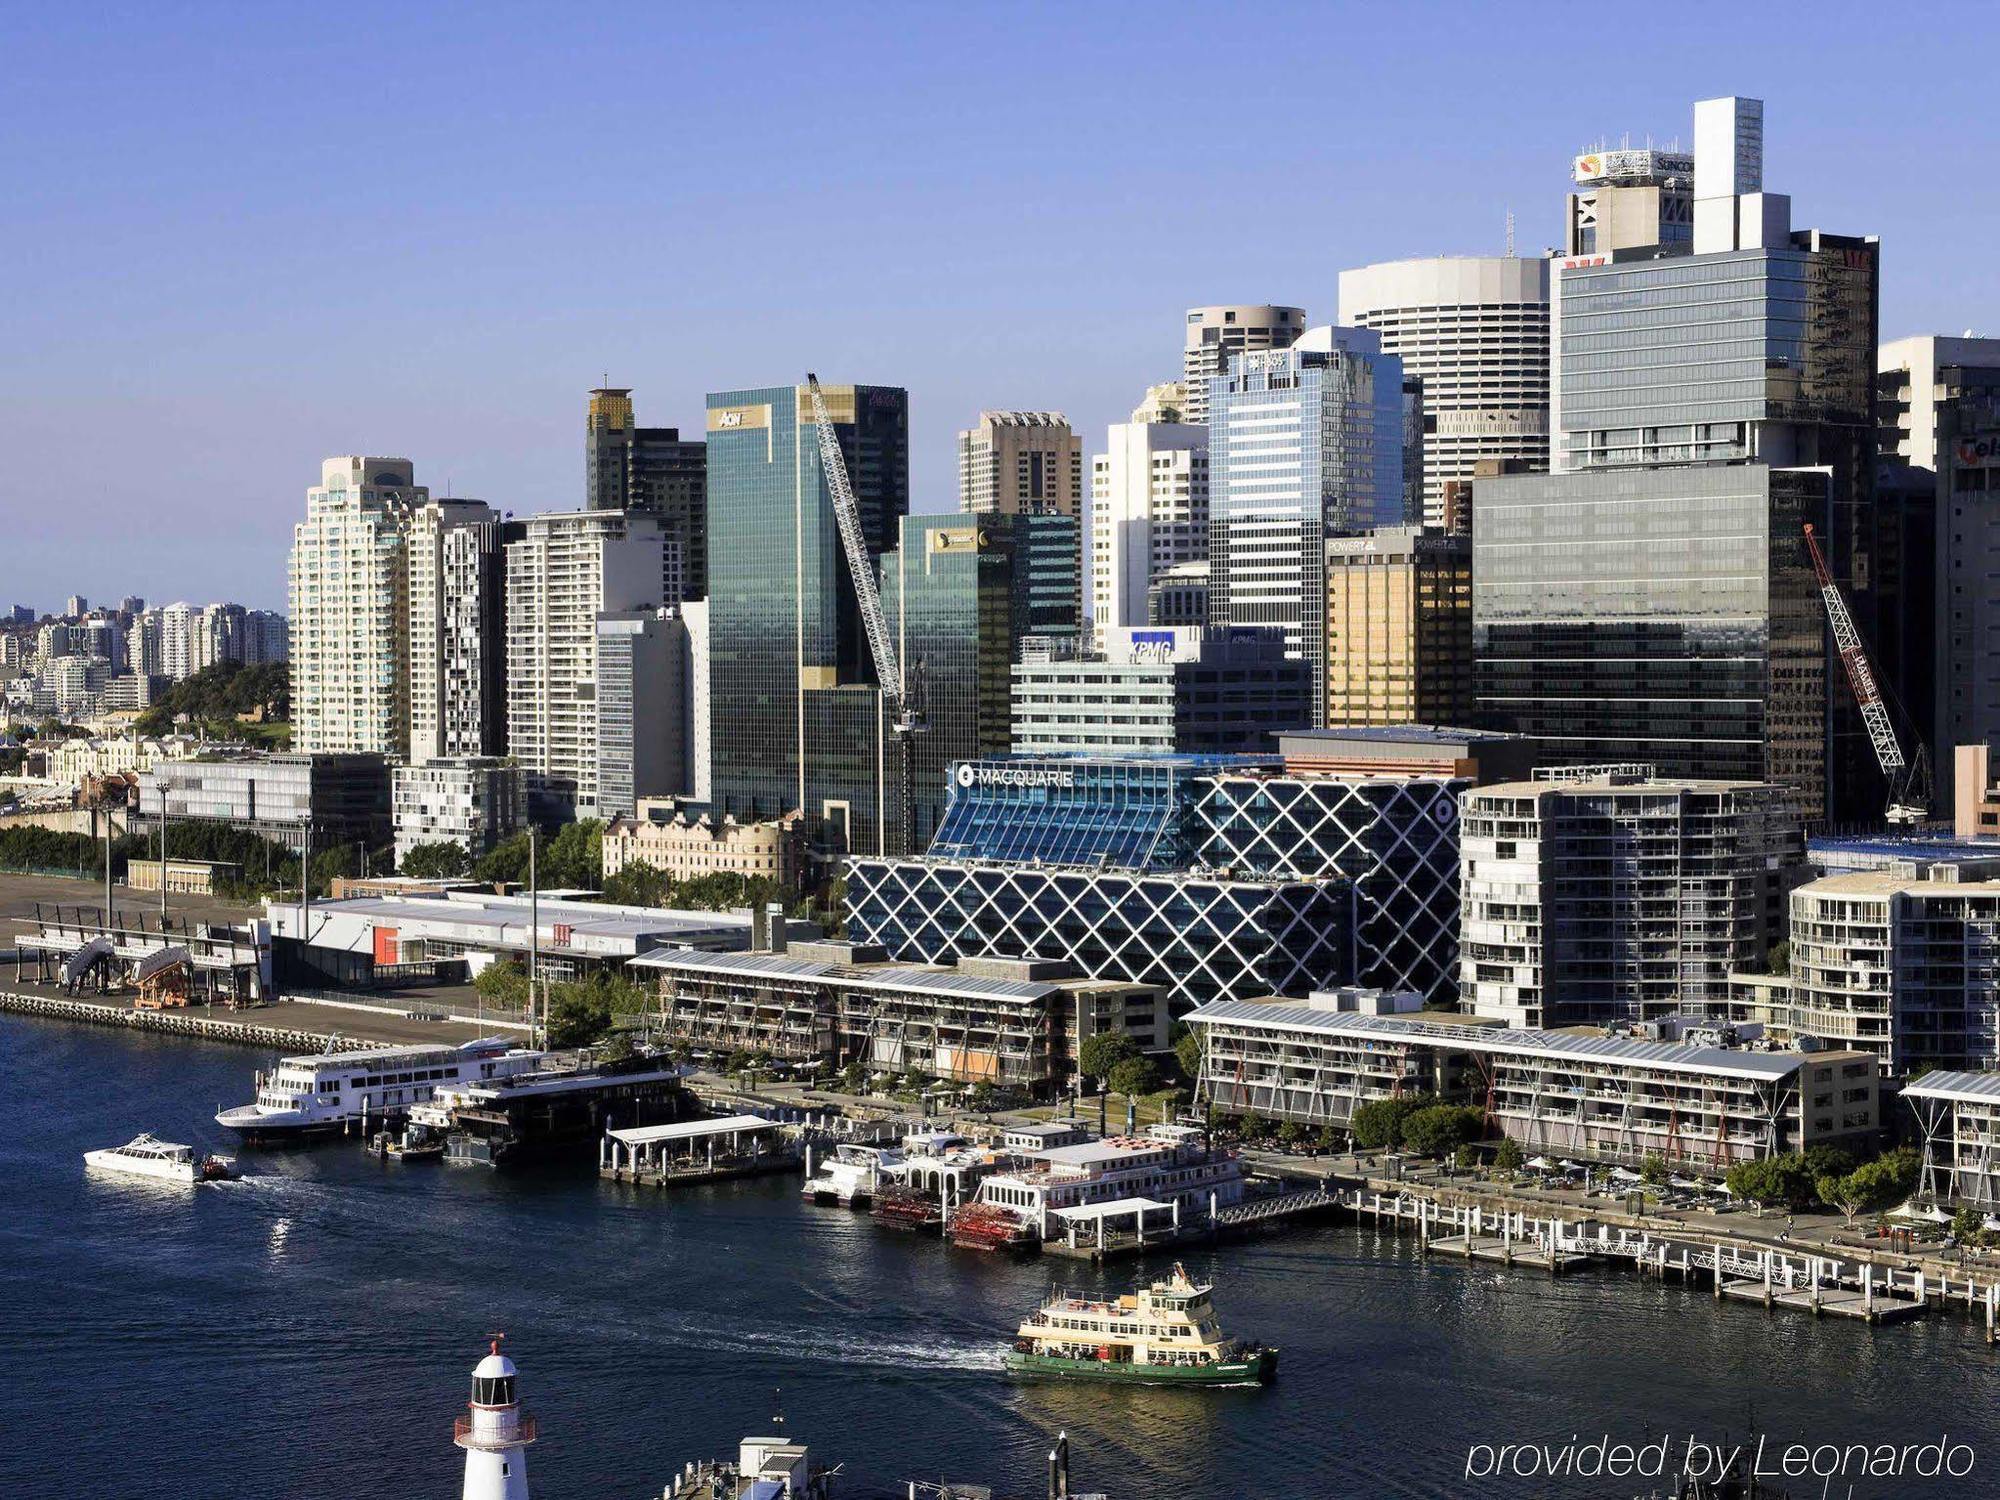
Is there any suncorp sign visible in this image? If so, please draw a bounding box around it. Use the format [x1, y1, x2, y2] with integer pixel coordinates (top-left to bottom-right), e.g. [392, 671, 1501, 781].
[955, 762, 1077, 790]
[1957, 433, 2000, 470]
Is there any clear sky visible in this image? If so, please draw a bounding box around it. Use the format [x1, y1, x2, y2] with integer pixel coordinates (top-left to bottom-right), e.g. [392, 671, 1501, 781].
[3, 0, 1995, 612]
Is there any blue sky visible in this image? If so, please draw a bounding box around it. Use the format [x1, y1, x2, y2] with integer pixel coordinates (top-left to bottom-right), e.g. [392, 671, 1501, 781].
[3, 0, 1995, 611]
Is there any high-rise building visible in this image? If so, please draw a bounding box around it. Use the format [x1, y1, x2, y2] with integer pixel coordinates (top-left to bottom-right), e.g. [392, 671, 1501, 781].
[1088, 410, 1208, 640]
[1006, 511, 1084, 657]
[243, 609, 289, 665]
[704, 381, 909, 857]
[585, 387, 708, 602]
[1562, 145, 1694, 257]
[1323, 527, 1473, 729]
[1009, 626, 1309, 755]
[958, 411, 1082, 517]
[1182, 306, 1306, 424]
[392, 757, 525, 868]
[159, 601, 198, 682]
[1879, 335, 2000, 805]
[289, 457, 427, 756]
[1339, 257, 1552, 528]
[1207, 326, 1405, 725]
[880, 513, 1021, 850]
[1476, 97, 1882, 823]
[503, 510, 666, 822]
[1460, 768, 1803, 1030]
[407, 501, 514, 765]
[65, 595, 87, 618]
[594, 608, 687, 821]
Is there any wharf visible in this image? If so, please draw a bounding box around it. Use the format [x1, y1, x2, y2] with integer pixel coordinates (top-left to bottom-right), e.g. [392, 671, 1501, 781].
[600, 1114, 801, 1190]
[1427, 1231, 1597, 1274]
[0, 985, 500, 1051]
[1043, 1184, 1342, 1264]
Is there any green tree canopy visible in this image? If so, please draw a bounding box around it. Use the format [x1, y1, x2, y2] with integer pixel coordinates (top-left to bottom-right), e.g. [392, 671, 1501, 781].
[400, 841, 470, 880]
[1401, 1104, 1483, 1159]
[1349, 1093, 1438, 1151]
[1493, 1137, 1526, 1172]
[1078, 1031, 1139, 1082]
[133, 660, 290, 736]
[1173, 1027, 1203, 1084]
[1107, 1055, 1162, 1099]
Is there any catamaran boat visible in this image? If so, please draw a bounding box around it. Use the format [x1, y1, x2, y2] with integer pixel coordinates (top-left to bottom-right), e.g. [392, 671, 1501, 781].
[84, 1133, 237, 1184]
[215, 1037, 543, 1143]
[803, 1142, 906, 1206]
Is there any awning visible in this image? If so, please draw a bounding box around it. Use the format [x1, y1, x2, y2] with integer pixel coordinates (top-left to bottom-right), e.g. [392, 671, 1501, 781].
[608, 1114, 777, 1146]
[1050, 1196, 1174, 1223]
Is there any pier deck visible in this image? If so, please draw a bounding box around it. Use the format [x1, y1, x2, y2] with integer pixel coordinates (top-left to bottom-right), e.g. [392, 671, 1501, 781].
[0, 985, 504, 1050]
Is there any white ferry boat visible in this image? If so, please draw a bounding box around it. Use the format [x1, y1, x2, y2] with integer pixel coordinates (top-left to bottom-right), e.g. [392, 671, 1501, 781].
[803, 1142, 906, 1206]
[215, 1036, 542, 1143]
[84, 1133, 236, 1184]
[1005, 1264, 1276, 1386]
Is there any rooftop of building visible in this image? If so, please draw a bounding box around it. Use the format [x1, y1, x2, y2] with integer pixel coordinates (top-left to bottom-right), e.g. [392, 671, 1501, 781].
[1280, 725, 1515, 747]
[1902, 1070, 2000, 1105]
[271, 889, 764, 943]
[1186, 1001, 1856, 1081]
[629, 944, 1146, 1004]
[1797, 867, 2000, 896]
[1470, 768, 1782, 799]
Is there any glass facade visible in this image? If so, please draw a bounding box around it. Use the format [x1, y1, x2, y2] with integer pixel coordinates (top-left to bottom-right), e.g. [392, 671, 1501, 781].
[1473, 463, 1832, 819]
[704, 383, 909, 857]
[852, 752, 1466, 1008]
[1208, 330, 1405, 724]
[1006, 511, 1083, 653]
[844, 859, 1351, 1013]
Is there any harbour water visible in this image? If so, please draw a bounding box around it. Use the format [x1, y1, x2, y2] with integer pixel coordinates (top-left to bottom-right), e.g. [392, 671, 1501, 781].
[4, 1014, 1997, 1499]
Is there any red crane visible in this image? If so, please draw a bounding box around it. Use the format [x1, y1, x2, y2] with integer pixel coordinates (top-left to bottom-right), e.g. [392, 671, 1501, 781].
[1802, 524, 1930, 824]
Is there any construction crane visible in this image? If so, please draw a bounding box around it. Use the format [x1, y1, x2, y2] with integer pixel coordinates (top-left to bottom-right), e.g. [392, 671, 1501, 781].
[1802, 523, 1931, 825]
[804, 373, 925, 854]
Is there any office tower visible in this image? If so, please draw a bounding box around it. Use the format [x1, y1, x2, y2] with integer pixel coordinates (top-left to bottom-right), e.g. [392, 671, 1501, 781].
[503, 510, 666, 822]
[1879, 335, 2000, 805]
[1477, 97, 1881, 823]
[1459, 768, 1803, 1029]
[65, 595, 87, 618]
[1006, 511, 1083, 657]
[880, 514, 1021, 849]
[1010, 626, 1309, 755]
[290, 458, 427, 756]
[847, 750, 1464, 1011]
[594, 609, 686, 821]
[1323, 527, 1473, 728]
[1182, 306, 1307, 424]
[1339, 257, 1552, 528]
[957, 411, 1083, 517]
[704, 380, 909, 856]
[1088, 408, 1208, 640]
[407, 501, 514, 765]
[1207, 326, 1405, 726]
[1563, 146, 1694, 256]
[118, 596, 145, 616]
[586, 387, 709, 602]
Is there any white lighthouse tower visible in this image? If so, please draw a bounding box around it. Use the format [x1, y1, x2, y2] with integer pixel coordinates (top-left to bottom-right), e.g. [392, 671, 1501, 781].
[454, 1337, 536, 1500]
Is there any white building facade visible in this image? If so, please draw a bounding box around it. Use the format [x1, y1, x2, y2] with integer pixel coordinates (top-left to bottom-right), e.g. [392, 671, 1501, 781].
[1088, 415, 1208, 640]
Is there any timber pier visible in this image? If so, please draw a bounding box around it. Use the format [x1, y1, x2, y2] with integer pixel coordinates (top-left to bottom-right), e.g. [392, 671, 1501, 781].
[0, 987, 365, 1053]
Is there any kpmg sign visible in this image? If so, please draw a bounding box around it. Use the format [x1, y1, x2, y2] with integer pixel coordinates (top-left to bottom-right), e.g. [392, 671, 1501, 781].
[955, 762, 1078, 790]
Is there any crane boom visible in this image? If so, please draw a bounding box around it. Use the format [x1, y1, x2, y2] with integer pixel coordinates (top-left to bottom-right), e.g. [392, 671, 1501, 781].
[805, 374, 901, 697]
[1802, 523, 1904, 778]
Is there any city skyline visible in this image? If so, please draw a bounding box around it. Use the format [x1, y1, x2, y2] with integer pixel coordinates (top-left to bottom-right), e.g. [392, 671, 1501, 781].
[6, 4, 1998, 607]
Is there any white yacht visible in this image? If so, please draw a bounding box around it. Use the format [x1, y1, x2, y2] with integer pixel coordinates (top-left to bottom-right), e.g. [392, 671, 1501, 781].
[803, 1142, 905, 1206]
[215, 1036, 543, 1143]
[84, 1133, 236, 1184]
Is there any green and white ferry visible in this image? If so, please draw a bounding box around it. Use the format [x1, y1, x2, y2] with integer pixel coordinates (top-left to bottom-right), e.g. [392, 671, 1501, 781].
[1004, 1264, 1277, 1387]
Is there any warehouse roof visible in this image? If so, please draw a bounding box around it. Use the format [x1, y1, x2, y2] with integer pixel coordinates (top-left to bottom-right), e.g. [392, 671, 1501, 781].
[629, 945, 1070, 1004]
[1902, 1071, 2000, 1105]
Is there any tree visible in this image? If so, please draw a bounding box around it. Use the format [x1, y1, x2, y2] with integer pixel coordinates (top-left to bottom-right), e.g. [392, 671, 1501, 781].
[1493, 1137, 1526, 1172]
[1349, 1092, 1437, 1151]
[1765, 940, 1791, 976]
[476, 833, 532, 887]
[1401, 1104, 1482, 1160]
[1275, 1119, 1303, 1150]
[400, 840, 470, 880]
[1173, 1027, 1204, 1085]
[473, 959, 529, 1010]
[1640, 1153, 1671, 1188]
[1725, 1154, 1818, 1211]
[1108, 1056, 1161, 1099]
[545, 984, 612, 1049]
[1316, 1123, 1341, 1155]
[542, 820, 605, 891]
[1078, 1031, 1139, 1084]
[1953, 1205, 1987, 1246]
[1818, 1147, 1920, 1224]
[602, 858, 668, 908]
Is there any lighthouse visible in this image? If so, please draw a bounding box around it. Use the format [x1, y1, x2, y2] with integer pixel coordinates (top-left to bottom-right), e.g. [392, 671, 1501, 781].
[454, 1338, 537, 1500]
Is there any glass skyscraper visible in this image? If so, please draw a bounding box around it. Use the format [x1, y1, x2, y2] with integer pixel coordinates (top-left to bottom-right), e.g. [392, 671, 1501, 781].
[1207, 326, 1405, 725]
[704, 382, 909, 857]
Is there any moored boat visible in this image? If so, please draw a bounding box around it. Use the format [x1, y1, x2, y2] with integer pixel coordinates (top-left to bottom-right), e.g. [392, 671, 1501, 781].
[1004, 1263, 1276, 1386]
[84, 1133, 237, 1184]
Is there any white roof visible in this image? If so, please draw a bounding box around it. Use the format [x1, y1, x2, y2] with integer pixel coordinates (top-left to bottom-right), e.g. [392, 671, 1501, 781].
[1902, 1071, 2000, 1105]
[1186, 1001, 1807, 1083]
[1037, 1136, 1177, 1169]
[473, 1352, 516, 1379]
[1051, 1196, 1174, 1222]
[607, 1114, 777, 1146]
